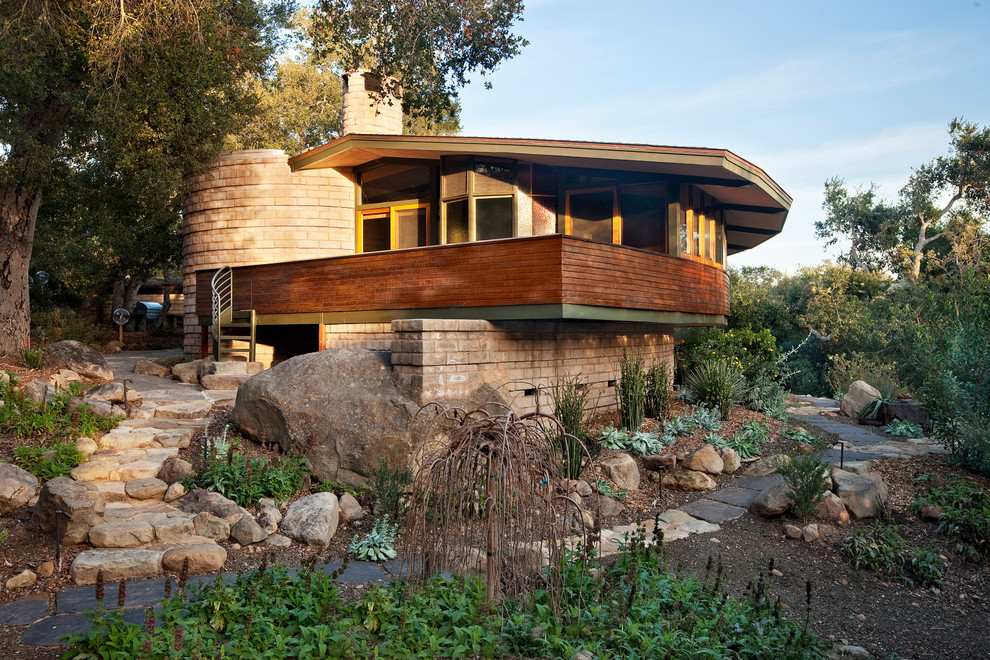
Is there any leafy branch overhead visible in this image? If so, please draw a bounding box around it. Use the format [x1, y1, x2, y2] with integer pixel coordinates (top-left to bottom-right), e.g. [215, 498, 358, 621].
[311, 0, 528, 120]
[817, 120, 990, 281]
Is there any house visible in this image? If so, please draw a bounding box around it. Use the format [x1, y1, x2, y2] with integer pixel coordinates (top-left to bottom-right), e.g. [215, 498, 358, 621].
[181, 72, 790, 412]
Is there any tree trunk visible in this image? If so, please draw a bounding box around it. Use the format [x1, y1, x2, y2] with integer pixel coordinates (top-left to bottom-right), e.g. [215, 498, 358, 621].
[0, 183, 42, 355]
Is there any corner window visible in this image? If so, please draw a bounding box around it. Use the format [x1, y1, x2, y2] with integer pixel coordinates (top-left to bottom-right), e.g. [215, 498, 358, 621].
[678, 184, 724, 267]
[441, 157, 516, 243]
[359, 204, 429, 252]
[564, 178, 668, 252]
[357, 161, 435, 252]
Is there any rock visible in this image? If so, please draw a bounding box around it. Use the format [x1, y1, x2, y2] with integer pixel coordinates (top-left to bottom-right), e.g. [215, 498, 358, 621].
[783, 524, 802, 539]
[559, 478, 578, 493]
[89, 521, 155, 548]
[46, 340, 114, 380]
[164, 483, 185, 502]
[70, 398, 127, 419]
[155, 401, 212, 420]
[201, 374, 252, 390]
[192, 512, 231, 541]
[661, 469, 716, 492]
[152, 517, 196, 543]
[20, 380, 59, 404]
[575, 480, 593, 497]
[103, 340, 124, 354]
[30, 477, 106, 544]
[0, 462, 38, 507]
[578, 510, 595, 530]
[802, 523, 819, 542]
[6, 570, 37, 589]
[176, 489, 246, 524]
[646, 471, 660, 483]
[265, 534, 292, 547]
[880, 400, 934, 434]
[816, 491, 848, 522]
[204, 361, 264, 376]
[681, 518, 720, 534]
[597, 495, 624, 517]
[601, 453, 640, 491]
[338, 492, 364, 523]
[256, 502, 282, 534]
[738, 455, 788, 477]
[831, 468, 888, 519]
[835, 644, 870, 659]
[717, 448, 741, 474]
[134, 360, 172, 378]
[37, 561, 55, 578]
[682, 445, 724, 475]
[642, 454, 666, 471]
[162, 544, 227, 574]
[85, 383, 142, 406]
[281, 493, 340, 548]
[70, 549, 162, 584]
[230, 349, 427, 485]
[47, 371, 70, 392]
[231, 513, 268, 545]
[158, 458, 195, 484]
[840, 380, 881, 418]
[749, 476, 793, 518]
[817, 524, 842, 543]
[76, 437, 98, 456]
[125, 478, 169, 500]
[171, 360, 203, 385]
[920, 505, 943, 521]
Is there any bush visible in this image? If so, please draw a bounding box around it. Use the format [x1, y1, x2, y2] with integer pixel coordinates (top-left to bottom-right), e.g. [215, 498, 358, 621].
[0, 381, 121, 443]
[841, 522, 943, 588]
[616, 350, 646, 430]
[551, 376, 590, 479]
[371, 458, 411, 521]
[776, 452, 828, 523]
[643, 360, 672, 420]
[826, 352, 901, 399]
[30, 307, 101, 347]
[13, 441, 86, 480]
[596, 425, 670, 456]
[23, 346, 45, 369]
[678, 327, 779, 385]
[187, 432, 307, 507]
[682, 359, 748, 420]
[912, 476, 990, 561]
[883, 419, 924, 438]
[727, 421, 771, 458]
[745, 373, 790, 419]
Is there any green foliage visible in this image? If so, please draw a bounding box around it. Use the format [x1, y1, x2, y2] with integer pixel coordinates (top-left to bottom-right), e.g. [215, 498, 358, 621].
[662, 415, 697, 437]
[22, 346, 44, 369]
[643, 360, 672, 421]
[29, 308, 100, 348]
[616, 350, 646, 430]
[726, 421, 771, 459]
[686, 404, 722, 431]
[859, 397, 884, 421]
[349, 516, 398, 562]
[782, 426, 822, 445]
[826, 352, 901, 400]
[551, 376, 590, 480]
[884, 420, 924, 438]
[776, 453, 828, 523]
[679, 327, 779, 384]
[186, 434, 307, 508]
[371, 458, 411, 521]
[311, 0, 527, 124]
[682, 358, 748, 420]
[0, 381, 121, 444]
[67, 535, 827, 659]
[912, 476, 990, 561]
[594, 478, 627, 501]
[13, 441, 86, 481]
[841, 522, 944, 588]
[0, 522, 8, 549]
[313, 480, 367, 500]
[744, 373, 790, 419]
[596, 425, 669, 456]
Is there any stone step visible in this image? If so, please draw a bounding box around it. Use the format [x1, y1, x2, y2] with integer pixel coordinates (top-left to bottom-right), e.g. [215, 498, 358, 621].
[70, 448, 178, 482]
[154, 401, 212, 420]
[97, 429, 157, 451]
[70, 537, 227, 584]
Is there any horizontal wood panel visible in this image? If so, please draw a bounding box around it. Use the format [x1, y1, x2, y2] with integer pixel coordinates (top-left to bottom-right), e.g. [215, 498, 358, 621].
[195, 235, 728, 319]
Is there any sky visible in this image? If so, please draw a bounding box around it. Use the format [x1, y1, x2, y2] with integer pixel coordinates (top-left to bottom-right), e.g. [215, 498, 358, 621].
[455, 0, 990, 272]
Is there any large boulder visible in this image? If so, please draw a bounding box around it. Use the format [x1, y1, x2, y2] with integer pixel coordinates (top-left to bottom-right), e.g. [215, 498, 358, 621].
[600, 453, 640, 491]
[46, 340, 113, 381]
[840, 380, 881, 419]
[176, 489, 248, 525]
[30, 477, 107, 544]
[682, 445, 724, 475]
[831, 468, 888, 519]
[749, 476, 793, 517]
[281, 492, 339, 548]
[661, 469, 716, 492]
[231, 349, 424, 485]
[0, 462, 39, 508]
[85, 382, 142, 407]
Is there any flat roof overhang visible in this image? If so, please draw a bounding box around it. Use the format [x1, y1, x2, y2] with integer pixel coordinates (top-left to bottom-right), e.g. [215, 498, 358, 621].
[290, 134, 792, 254]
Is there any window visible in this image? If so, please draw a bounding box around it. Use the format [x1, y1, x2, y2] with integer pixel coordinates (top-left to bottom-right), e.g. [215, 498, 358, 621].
[441, 157, 517, 243]
[359, 204, 429, 252]
[564, 173, 667, 251]
[678, 184, 724, 267]
[619, 184, 666, 252]
[566, 188, 618, 243]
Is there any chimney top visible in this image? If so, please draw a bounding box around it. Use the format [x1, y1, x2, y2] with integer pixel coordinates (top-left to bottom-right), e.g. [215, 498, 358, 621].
[341, 70, 403, 136]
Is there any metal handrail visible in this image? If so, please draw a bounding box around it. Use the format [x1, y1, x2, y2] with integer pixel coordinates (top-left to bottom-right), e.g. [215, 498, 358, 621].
[210, 266, 233, 344]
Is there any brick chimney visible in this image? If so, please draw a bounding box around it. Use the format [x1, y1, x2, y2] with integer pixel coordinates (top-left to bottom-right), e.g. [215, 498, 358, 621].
[341, 70, 402, 136]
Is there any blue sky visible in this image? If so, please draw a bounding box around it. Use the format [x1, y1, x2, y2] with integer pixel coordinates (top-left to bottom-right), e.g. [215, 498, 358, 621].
[456, 0, 990, 272]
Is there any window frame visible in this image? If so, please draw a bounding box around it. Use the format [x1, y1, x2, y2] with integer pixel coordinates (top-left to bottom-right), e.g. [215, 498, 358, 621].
[564, 186, 621, 244]
[440, 156, 518, 244]
[357, 203, 431, 253]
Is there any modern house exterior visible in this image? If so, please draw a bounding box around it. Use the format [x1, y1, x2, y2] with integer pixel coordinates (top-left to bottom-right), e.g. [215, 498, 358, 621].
[181, 72, 790, 412]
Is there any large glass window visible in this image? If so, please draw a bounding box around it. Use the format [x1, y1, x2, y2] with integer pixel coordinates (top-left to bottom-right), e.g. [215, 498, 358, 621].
[619, 184, 666, 251]
[566, 188, 617, 243]
[359, 204, 430, 252]
[678, 184, 724, 267]
[361, 164, 431, 205]
[441, 156, 516, 243]
[357, 161, 435, 253]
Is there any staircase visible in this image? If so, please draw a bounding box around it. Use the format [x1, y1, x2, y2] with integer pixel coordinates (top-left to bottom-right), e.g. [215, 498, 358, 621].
[210, 266, 256, 362]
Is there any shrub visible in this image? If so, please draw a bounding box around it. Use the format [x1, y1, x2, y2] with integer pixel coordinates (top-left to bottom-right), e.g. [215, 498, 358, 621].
[726, 421, 771, 459]
[187, 436, 307, 508]
[912, 476, 990, 561]
[682, 358, 748, 420]
[883, 419, 924, 438]
[595, 425, 669, 456]
[371, 457, 411, 521]
[23, 346, 44, 369]
[841, 522, 944, 588]
[349, 515, 398, 562]
[551, 376, 590, 479]
[643, 360, 672, 420]
[744, 373, 790, 419]
[616, 350, 646, 430]
[0, 381, 120, 443]
[30, 307, 101, 347]
[686, 404, 722, 431]
[826, 352, 901, 399]
[13, 441, 86, 480]
[678, 327, 779, 385]
[595, 478, 627, 500]
[776, 452, 828, 523]
[662, 415, 697, 437]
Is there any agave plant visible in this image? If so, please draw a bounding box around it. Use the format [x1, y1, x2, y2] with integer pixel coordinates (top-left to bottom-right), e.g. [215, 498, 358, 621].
[682, 359, 749, 421]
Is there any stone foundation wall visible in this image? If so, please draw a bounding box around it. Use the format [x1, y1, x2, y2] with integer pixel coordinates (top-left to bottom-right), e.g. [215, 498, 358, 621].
[389, 319, 675, 415]
[324, 323, 394, 352]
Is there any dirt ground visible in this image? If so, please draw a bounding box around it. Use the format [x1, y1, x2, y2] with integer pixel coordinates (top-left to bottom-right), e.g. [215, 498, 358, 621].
[2, 384, 989, 658]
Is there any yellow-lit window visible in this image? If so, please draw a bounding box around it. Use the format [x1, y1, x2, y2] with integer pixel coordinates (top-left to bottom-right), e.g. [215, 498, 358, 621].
[358, 204, 430, 252]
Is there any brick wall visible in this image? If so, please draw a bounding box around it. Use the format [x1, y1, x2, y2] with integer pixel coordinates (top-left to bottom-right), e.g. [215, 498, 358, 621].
[325, 323, 394, 352]
[390, 319, 674, 415]
[181, 149, 356, 358]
